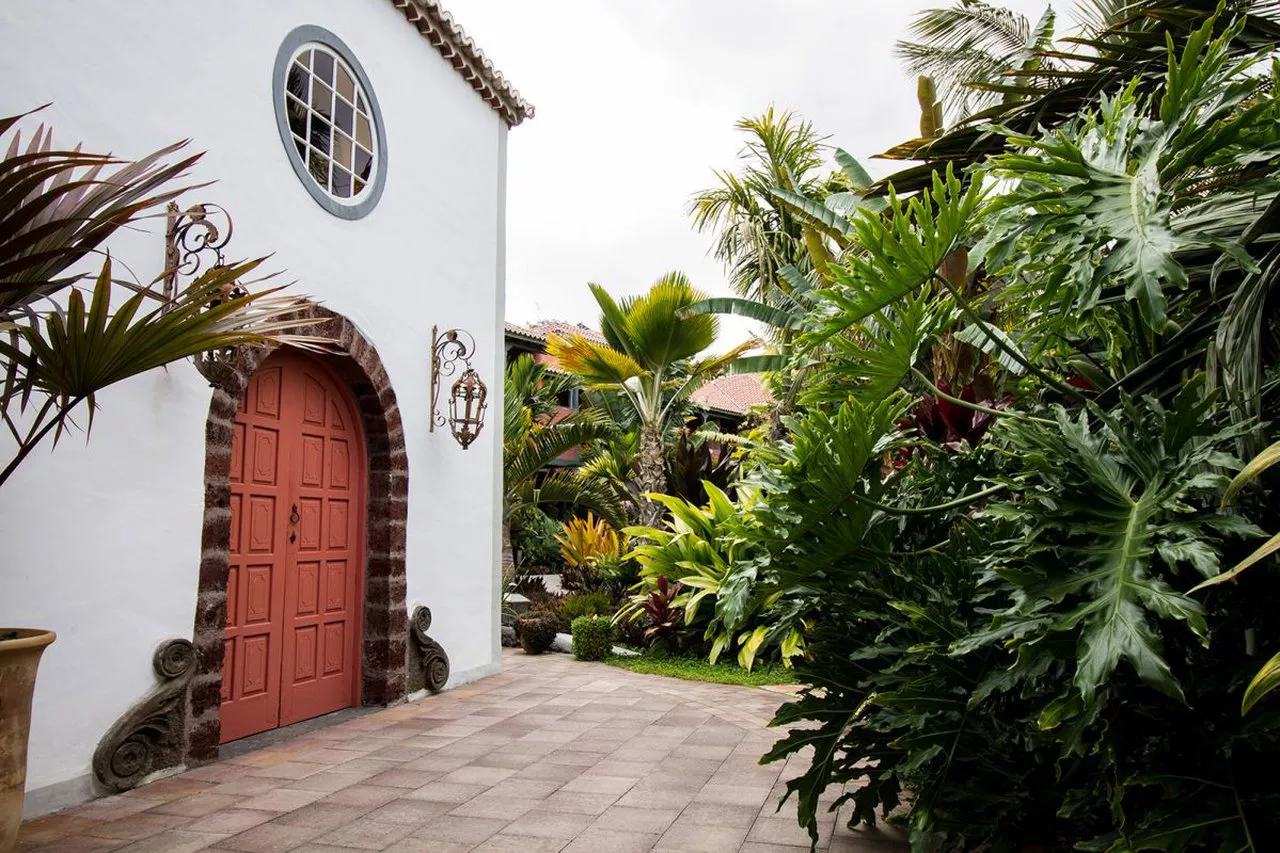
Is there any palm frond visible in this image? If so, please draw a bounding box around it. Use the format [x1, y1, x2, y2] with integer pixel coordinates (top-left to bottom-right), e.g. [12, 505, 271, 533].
[545, 333, 643, 385]
[523, 470, 628, 531]
[896, 1, 1049, 120]
[0, 110, 202, 316]
[504, 409, 615, 488]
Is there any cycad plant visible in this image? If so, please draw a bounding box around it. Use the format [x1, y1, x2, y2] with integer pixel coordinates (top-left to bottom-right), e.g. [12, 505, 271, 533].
[0, 109, 321, 487]
[546, 272, 752, 525]
[502, 355, 624, 561]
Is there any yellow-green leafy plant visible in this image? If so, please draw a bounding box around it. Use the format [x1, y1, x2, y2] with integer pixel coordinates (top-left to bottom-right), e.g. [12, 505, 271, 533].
[1191, 439, 1280, 715]
[617, 482, 807, 670]
[556, 512, 622, 569]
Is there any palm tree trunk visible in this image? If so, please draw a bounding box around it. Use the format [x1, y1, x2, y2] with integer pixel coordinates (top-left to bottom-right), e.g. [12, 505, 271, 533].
[501, 522, 515, 577]
[635, 422, 668, 526]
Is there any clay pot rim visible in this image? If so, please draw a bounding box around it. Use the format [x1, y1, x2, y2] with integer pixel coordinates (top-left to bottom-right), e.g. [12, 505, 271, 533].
[0, 628, 56, 651]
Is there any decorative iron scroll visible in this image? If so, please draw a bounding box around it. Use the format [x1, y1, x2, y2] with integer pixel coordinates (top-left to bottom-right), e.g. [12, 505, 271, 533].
[163, 202, 233, 301]
[92, 639, 196, 793]
[410, 606, 450, 693]
[430, 326, 475, 428]
[430, 326, 488, 449]
[162, 201, 249, 382]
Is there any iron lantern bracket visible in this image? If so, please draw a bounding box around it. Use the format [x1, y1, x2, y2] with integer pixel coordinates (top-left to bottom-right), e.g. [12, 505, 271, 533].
[430, 325, 487, 449]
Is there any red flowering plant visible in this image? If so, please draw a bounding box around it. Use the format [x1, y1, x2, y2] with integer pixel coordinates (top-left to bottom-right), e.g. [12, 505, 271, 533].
[640, 576, 683, 649]
[895, 380, 1011, 465]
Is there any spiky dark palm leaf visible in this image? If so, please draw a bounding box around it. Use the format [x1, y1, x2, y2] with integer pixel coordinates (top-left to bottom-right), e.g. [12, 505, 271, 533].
[897, 1, 1058, 121]
[0, 108, 202, 315]
[878, 0, 1280, 194]
[1, 257, 324, 486]
[0, 110, 326, 486]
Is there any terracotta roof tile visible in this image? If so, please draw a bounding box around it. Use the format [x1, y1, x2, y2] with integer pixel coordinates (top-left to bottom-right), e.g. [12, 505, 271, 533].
[388, 0, 534, 127]
[690, 373, 774, 416]
[505, 319, 607, 346]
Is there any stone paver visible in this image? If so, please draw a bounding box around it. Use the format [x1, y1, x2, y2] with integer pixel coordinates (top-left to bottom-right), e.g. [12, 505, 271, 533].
[19, 650, 906, 853]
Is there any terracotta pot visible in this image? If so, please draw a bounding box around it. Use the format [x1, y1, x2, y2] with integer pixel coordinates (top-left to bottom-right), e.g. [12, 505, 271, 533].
[0, 629, 54, 853]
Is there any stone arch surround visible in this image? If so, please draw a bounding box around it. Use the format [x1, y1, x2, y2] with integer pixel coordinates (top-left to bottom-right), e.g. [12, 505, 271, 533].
[187, 306, 409, 763]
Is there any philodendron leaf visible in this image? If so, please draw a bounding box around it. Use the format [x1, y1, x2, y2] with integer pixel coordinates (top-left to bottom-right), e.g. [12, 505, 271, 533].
[981, 391, 1251, 709]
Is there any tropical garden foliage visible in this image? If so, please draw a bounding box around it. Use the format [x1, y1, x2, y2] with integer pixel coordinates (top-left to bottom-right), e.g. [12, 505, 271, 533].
[503, 1, 1280, 849]
[698, 5, 1280, 850]
[546, 272, 753, 525]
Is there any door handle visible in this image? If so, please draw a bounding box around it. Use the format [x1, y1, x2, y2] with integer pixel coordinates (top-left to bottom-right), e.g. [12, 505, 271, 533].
[289, 503, 300, 525]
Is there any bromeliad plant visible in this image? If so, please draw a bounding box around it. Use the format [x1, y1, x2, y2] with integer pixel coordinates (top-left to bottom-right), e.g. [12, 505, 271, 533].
[555, 512, 627, 592]
[556, 512, 623, 569]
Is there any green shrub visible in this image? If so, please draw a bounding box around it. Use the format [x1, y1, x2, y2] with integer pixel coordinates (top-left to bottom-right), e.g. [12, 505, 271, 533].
[571, 616, 613, 661]
[561, 591, 612, 622]
[511, 507, 563, 571]
[514, 612, 557, 655]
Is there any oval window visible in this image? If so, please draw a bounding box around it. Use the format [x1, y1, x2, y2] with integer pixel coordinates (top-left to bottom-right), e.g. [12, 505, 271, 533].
[273, 27, 387, 218]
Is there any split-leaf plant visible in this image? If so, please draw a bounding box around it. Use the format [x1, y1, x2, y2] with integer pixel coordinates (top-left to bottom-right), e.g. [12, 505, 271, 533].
[655, 9, 1280, 851]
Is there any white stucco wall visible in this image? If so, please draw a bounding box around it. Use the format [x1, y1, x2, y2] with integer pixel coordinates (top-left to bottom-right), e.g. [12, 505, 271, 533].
[0, 0, 508, 811]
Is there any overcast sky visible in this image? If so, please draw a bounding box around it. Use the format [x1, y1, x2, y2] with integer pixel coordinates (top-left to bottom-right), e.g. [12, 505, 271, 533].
[445, 0, 1050, 346]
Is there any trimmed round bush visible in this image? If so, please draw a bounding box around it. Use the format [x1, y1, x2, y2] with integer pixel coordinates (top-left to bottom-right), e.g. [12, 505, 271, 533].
[515, 612, 557, 655]
[571, 615, 613, 661]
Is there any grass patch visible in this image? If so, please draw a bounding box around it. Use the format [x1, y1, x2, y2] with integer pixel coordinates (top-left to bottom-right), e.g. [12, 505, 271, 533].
[604, 654, 797, 687]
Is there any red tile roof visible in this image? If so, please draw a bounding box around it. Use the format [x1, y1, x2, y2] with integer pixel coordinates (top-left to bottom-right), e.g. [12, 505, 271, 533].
[388, 0, 534, 127]
[506, 320, 607, 346]
[690, 373, 774, 416]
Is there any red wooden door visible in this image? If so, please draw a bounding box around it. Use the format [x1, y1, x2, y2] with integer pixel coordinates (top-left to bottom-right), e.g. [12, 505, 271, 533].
[221, 351, 365, 743]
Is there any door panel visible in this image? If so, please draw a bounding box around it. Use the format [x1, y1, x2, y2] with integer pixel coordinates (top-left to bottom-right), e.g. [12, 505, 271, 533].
[220, 352, 365, 744]
[279, 358, 364, 727]
[220, 365, 289, 743]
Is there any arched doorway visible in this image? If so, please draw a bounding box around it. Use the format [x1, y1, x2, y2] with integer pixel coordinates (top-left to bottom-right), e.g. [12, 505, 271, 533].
[220, 350, 367, 742]
[187, 307, 410, 763]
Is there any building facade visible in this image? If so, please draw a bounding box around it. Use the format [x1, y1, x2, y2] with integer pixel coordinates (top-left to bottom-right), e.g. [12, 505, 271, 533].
[0, 0, 529, 816]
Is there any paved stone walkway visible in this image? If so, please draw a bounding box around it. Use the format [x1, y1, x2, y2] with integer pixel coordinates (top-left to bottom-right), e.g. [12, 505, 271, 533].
[19, 650, 906, 853]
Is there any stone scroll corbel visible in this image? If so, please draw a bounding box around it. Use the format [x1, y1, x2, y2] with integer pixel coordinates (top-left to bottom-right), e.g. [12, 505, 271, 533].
[92, 639, 196, 793]
[409, 606, 450, 693]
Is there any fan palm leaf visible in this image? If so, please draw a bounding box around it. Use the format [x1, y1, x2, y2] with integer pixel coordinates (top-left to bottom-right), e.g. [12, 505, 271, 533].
[0, 256, 324, 485]
[0, 109, 202, 314]
[549, 272, 755, 525]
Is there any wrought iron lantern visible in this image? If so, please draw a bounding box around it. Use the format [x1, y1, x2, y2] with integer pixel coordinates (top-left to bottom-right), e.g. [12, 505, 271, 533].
[430, 326, 488, 449]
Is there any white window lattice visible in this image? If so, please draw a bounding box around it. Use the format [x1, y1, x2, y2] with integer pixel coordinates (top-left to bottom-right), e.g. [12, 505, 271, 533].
[283, 45, 378, 203]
